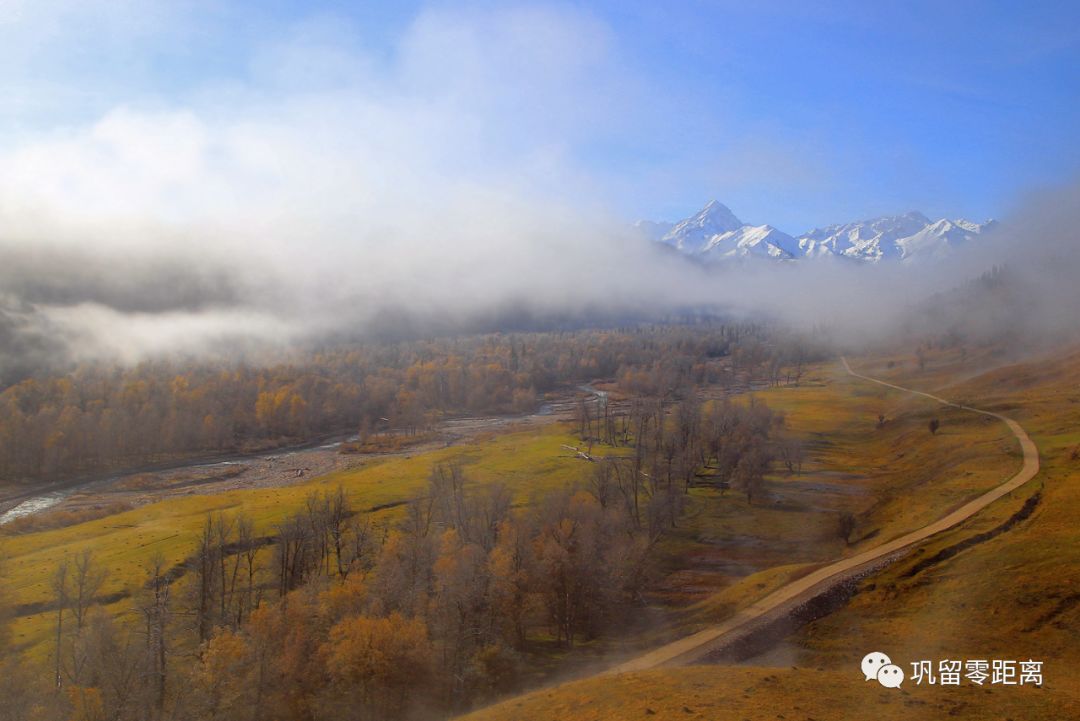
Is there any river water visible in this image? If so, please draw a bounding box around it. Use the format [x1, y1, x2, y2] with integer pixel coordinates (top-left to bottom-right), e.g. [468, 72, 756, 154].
[0, 388, 604, 527]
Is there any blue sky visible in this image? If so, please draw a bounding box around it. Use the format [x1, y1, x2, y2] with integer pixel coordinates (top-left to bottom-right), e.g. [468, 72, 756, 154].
[2, 0, 1078, 232]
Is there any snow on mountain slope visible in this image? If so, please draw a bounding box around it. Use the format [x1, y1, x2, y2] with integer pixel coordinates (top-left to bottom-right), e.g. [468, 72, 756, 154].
[701, 224, 798, 260]
[798, 212, 995, 261]
[660, 200, 743, 253]
[893, 218, 999, 260]
[641, 201, 996, 263]
[797, 211, 931, 261]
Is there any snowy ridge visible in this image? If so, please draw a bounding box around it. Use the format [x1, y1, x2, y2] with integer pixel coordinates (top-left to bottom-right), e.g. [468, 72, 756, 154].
[643, 201, 996, 263]
[661, 200, 744, 252]
[700, 224, 798, 260]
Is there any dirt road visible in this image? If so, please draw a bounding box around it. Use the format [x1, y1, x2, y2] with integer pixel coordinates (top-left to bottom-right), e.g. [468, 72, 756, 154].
[607, 357, 1041, 673]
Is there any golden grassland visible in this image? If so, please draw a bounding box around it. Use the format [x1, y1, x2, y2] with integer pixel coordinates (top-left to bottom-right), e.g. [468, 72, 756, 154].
[760, 362, 1018, 550]
[4, 342, 1066, 720]
[460, 345, 1080, 721]
[2, 422, 586, 656]
[797, 347, 1080, 675]
[662, 361, 1015, 632]
[457, 666, 1077, 721]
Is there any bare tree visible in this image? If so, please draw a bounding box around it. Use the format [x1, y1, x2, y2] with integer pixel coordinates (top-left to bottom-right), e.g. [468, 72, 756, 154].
[274, 513, 313, 600]
[72, 549, 108, 632]
[575, 396, 592, 441]
[430, 463, 469, 539]
[0, 544, 10, 651]
[138, 553, 171, 718]
[777, 437, 804, 475]
[192, 516, 217, 642]
[235, 514, 262, 624]
[325, 486, 352, 580]
[74, 612, 143, 720]
[589, 460, 616, 509]
[212, 513, 242, 628]
[50, 558, 70, 689]
[733, 441, 771, 505]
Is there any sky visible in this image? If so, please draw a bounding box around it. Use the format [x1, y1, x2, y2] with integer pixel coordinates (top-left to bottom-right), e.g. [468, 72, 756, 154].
[1, 0, 1079, 377]
[1, 0, 1078, 231]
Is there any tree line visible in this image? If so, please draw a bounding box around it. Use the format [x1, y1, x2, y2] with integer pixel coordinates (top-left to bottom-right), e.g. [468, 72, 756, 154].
[0, 324, 822, 720]
[0, 324, 819, 484]
[0, 464, 658, 720]
[0, 389, 806, 721]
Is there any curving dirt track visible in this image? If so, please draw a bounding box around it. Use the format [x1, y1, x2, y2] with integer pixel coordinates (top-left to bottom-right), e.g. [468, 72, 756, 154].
[607, 356, 1041, 673]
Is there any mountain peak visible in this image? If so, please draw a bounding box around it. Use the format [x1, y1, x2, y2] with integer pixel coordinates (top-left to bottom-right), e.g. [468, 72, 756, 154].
[644, 201, 996, 263]
[697, 199, 742, 225]
[660, 200, 744, 252]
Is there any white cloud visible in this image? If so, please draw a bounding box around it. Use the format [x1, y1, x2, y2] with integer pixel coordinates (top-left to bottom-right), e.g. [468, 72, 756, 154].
[0, 2, 1069, 371]
[0, 4, 714, 363]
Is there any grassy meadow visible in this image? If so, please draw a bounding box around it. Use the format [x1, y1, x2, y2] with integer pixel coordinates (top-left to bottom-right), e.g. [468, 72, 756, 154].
[4, 345, 1065, 721]
[2, 422, 586, 657]
[461, 345, 1080, 720]
[662, 360, 1016, 631]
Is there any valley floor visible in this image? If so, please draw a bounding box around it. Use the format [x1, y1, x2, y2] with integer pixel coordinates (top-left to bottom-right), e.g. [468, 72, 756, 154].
[460, 343, 1080, 720]
[4, 344, 1062, 720]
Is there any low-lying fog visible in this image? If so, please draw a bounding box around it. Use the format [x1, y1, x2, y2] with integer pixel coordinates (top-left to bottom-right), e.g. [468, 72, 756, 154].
[1, 5, 1078, 383]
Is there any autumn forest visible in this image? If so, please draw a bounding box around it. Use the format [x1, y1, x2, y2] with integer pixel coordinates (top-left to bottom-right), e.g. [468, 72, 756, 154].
[0, 324, 820, 721]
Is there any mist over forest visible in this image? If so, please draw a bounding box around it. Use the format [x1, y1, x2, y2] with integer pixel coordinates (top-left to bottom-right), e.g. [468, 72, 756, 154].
[2, 175, 1078, 386]
[0, 5, 1076, 387]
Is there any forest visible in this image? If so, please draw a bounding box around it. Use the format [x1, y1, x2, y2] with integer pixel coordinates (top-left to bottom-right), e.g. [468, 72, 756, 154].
[0, 324, 809, 484]
[0, 323, 819, 721]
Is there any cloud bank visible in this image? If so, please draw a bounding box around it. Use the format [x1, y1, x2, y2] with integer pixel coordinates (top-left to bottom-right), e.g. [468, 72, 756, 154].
[0, 5, 711, 376]
[0, 3, 1076, 382]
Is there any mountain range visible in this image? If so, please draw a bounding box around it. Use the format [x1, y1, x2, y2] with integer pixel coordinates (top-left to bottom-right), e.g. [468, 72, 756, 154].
[637, 200, 998, 262]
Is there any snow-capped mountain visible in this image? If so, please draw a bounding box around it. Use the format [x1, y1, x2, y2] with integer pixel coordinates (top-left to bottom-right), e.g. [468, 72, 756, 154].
[798, 211, 931, 260]
[699, 224, 798, 260]
[645, 201, 996, 263]
[657, 201, 798, 260]
[661, 200, 744, 252]
[892, 218, 999, 260]
[798, 212, 997, 261]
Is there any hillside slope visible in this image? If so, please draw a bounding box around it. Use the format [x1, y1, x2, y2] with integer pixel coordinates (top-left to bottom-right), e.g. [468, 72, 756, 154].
[460, 344, 1080, 720]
